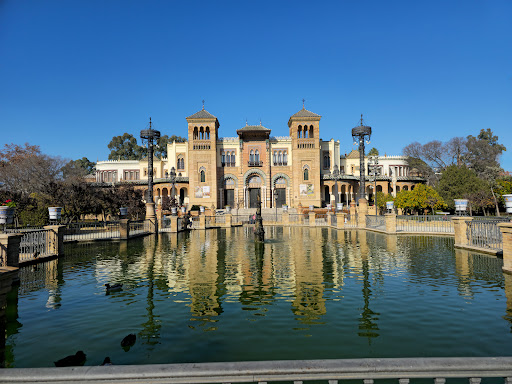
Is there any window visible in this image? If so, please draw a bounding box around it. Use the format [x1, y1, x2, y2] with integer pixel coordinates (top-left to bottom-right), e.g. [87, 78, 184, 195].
[304, 168, 309, 181]
[283, 151, 287, 165]
[206, 127, 210, 140]
[278, 151, 282, 164]
[230, 152, 235, 165]
[177, 157, 185, 170]
[193, 127, 198, 140]
[309, 125, 314, 138]
[298, 125, 302, 138]
[255, 150, 260, 162]
[250, 150, 254, 162]
[200, 170, 205, 183]
[221, 151, 225, 164]
[273, 151, 277, 164]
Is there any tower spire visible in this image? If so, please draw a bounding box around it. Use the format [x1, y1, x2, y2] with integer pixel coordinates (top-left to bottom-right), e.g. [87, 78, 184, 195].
[302, 98, 305, 109]
[202, 100, 205, 110]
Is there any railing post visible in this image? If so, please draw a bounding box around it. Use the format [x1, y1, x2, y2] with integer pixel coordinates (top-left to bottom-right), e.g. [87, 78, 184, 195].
[0, 233, 22, 268]
[385, 213, 397, 234]
[43, 225, 66, 256]
[225, 213, 232, 227]
[498, 222, 512, 274]
[119, 219, 130, 239]
[327, 212, 334, 227]
[357, 198, 368, 228]
[145, 202, 158, 234]
[309, 212, 316, 227]
[336, 213, 345, 229]
[282, 212, 289, 226]
[452, 217, 473, 247]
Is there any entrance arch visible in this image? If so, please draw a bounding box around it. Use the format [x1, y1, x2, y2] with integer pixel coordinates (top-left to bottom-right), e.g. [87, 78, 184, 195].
[244, 169, 266, 208]
[271, 173, 290, 208]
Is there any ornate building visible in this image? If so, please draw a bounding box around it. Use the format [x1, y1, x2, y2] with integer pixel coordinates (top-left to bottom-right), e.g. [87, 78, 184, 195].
[95, 106, 423, 208]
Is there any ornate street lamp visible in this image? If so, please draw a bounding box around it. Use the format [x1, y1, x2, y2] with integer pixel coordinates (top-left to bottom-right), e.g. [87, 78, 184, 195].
[352, 114, 372, 202]
[140, 117, 160, 225]
[170, 166, 177, 215]
[274, 187, 278, 222]
[368, 156, 379, 216]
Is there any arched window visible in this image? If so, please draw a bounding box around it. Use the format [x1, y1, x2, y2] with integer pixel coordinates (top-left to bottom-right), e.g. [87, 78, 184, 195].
[309, 125, 314, 138]
[200, 126, 204, 140]
[230, 152, 235, 165]
[206, 126, 210, 140]
[250, 150, 255, 162]
[255, 150, 260, 162]
[193, 127, 198, 140]
[278, 151, 282, 164]
[303, 126, 308, 138]
[304, 168, 309, 181]
[273, 151, 277, 165]
[323, 155, 328, 168]
[283, 151, 288, 165]
[200, 170, 205, 183]
[298, 125, 302, 138]
[177, 157, 184, 170]
[221, 151, 225, 164]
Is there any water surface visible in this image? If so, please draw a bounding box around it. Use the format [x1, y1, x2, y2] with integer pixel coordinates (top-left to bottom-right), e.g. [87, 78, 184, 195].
[4, 227, 512, 367]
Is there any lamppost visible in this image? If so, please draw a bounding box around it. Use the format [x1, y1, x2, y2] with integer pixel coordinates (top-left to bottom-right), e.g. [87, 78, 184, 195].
[368, 156, 379, 216]
[274, 187, 278, 222]
[140, 117, 160, 230]
[351, 114, 372, 202]
[170, 166, 177, 215]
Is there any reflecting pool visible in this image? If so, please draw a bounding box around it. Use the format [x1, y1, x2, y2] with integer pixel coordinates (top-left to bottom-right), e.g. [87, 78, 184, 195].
[3, 227, 512, 368]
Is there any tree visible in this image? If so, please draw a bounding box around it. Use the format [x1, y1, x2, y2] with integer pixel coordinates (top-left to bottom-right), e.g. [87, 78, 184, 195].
[0, 143, 65, 197]
[367, 147, 379, 156]
[445, 137, 467, 167]
[375, 191, 394, 214]
[402, 141, 447, 185]
[108, 133, 144, 160]
[465, 129, 506, 175]
[436, 165, 487, 211]
[395, 185, 446, 214]
[395, 190, 414, 215]
[62, 157, 95, 179]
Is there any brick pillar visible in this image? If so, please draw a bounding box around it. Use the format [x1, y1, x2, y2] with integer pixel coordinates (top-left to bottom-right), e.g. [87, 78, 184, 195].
[43, 225, 66, 255]
[453, 217, 473, 247]
[350, 200, 357, 217]
[0, 233, 22, 268]
[309, 212, 316, 227]
[118, 219, 130, 239]
[282, 212, 289, 226]
[385, 213, 397, 234]
[357, 198, 368, 228]
[498, 222, 512, 274]
[199, 215, 206, 230]
[336, 213, 345, 229]
[225, 214, 232, 228]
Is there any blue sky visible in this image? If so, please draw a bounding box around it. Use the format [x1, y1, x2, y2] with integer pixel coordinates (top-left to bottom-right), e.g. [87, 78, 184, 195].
[1, 1, 511, 170]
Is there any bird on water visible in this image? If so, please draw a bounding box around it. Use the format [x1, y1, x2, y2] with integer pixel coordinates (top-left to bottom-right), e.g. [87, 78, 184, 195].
[54, 351, 86, 367]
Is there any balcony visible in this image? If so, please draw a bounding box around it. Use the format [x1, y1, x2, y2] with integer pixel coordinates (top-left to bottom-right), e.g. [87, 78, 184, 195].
[248, 160, 263, 167]
[221, 162, 236, 167]
[273, 162, 288, 167]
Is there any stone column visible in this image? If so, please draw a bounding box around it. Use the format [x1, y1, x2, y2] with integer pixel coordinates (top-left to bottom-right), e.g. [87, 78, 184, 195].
[385, 213, 397, 234]
[145, 202, 158, 234]
[43, 225, 66, 255]
[336, 213, 345, 229]
[453, 216, 473, 247]
[225, 213, 232, 228]
[498, 222, 512, 274]
[0, 233, 22, 268]
[357, 198, 368, 228]
[327, 212, 334, 227]
[282, 212, 289, 226]
[170, 216, 178, 233]
[118, 219, 130, 240]
[199, 215, 206, 230]
[350, 200, 357, 217]
[309, 212, 316, 227]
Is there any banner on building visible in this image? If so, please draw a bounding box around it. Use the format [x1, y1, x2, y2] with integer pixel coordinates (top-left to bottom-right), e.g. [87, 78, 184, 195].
[195, 186, 211, 198]
[299, 184, 314, 196]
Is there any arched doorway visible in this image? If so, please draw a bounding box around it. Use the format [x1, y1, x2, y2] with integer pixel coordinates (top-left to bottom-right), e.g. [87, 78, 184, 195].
[274, 177, 287, 207]
[324, 185, 330, 205]
[247, 174, 262, 208]
[224, 178, 236, 208]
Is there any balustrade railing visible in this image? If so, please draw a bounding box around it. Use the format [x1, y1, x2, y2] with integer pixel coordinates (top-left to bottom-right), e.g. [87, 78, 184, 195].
[366, 215, 385, 230]
[129, 220, 150, 236]
[190, 216, 200, 229]
[216, 215, 226, 224]
[19, 229, 51, 262]
[289, 214, 300, 223]
[397, 215, 454, 233]
[344, 213, 357, 228]
[303, 214, 309, 225]
[63, 221, 120, 241]
[315, 214, 328, 226]
[466, 218, 511, 251]
[331, 214, 337, 226]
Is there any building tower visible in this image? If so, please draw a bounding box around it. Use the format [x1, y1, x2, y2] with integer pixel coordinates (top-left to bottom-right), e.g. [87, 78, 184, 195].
[186, 105, 220, 208]
[288, 105, 322, 207]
